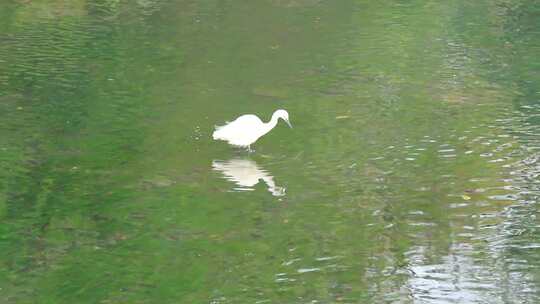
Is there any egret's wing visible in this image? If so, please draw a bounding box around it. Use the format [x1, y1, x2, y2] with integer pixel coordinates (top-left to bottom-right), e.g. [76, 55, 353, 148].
[231, 115, 263, 125]
[212, 114, 264, 145]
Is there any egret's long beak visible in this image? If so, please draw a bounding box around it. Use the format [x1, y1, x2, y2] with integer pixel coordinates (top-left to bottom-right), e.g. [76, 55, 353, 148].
[285, 119, 293, 128]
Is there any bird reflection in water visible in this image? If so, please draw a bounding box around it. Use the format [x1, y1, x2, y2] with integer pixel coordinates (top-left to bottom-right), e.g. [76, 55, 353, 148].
[212, 159, 285, 196]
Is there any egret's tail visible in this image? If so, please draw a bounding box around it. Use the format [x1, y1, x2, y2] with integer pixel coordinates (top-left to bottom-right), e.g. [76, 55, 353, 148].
[212, 126, 225, 140]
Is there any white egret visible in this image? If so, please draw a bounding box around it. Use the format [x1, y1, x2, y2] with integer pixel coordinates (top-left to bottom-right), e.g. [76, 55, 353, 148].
[212, 109, 292, 151]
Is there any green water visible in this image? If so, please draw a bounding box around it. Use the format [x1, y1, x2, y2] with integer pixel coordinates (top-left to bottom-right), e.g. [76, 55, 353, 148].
[1, 0, 539, 303]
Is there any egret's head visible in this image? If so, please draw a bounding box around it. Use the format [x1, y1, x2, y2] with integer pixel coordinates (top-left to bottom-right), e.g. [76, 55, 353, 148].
[275, 109, 292, 128]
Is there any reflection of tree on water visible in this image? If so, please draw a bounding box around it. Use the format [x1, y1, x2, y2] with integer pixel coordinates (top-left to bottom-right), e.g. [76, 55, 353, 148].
[497, 103, 540, 300]
[212, 159, 285, 197]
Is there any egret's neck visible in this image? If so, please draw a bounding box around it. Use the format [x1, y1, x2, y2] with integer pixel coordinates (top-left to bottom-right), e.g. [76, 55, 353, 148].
[262, 113, 280, 134]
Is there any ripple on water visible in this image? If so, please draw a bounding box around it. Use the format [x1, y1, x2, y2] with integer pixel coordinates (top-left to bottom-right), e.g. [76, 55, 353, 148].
[297, 268, 321, 274]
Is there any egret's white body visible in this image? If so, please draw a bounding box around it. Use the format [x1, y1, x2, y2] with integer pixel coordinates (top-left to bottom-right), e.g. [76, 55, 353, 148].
[212, 109, 292, 150]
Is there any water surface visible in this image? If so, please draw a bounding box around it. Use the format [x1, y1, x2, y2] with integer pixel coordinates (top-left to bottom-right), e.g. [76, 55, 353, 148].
[1, 0, 539, 303]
